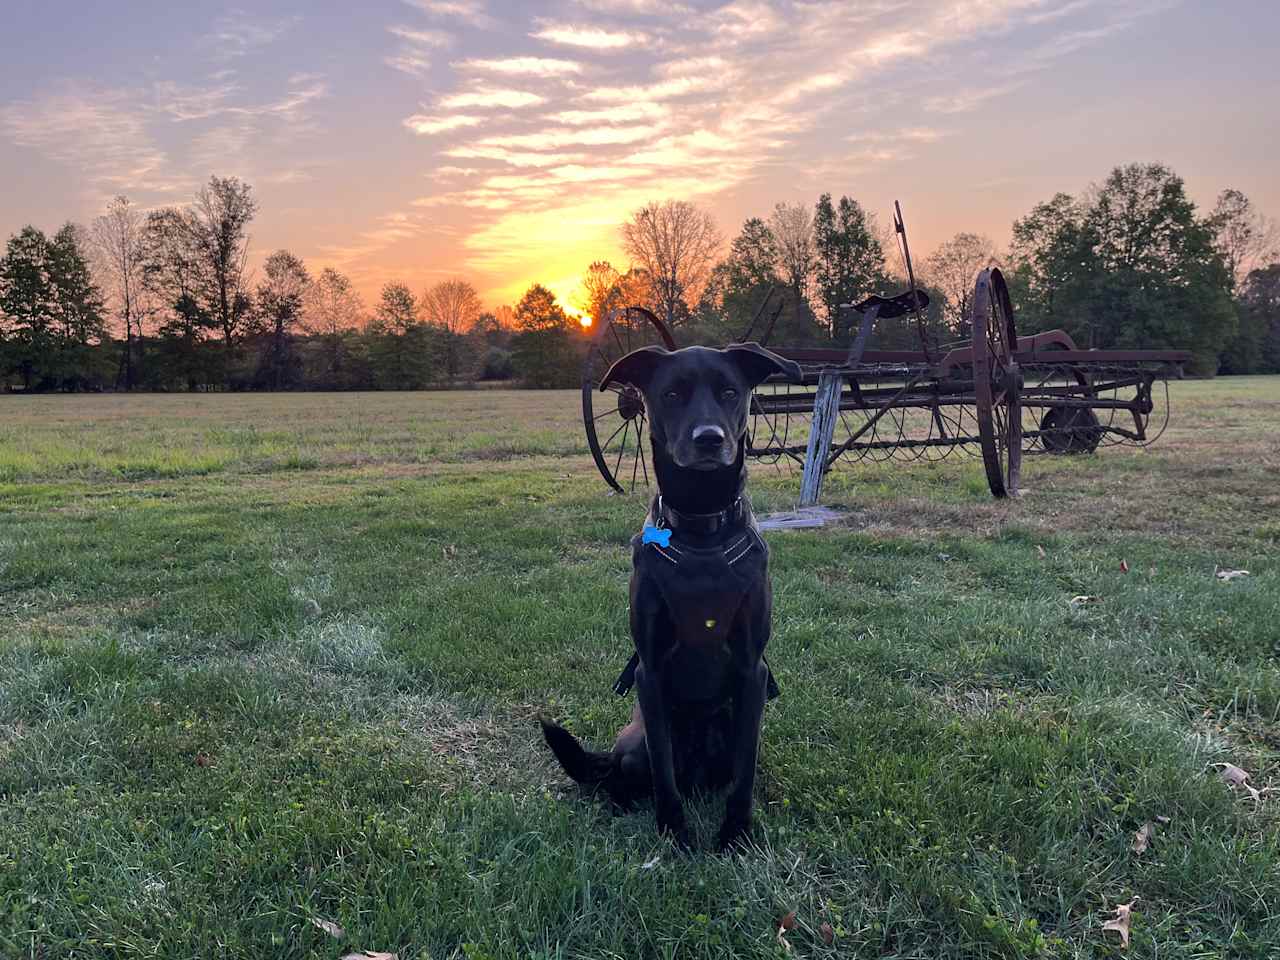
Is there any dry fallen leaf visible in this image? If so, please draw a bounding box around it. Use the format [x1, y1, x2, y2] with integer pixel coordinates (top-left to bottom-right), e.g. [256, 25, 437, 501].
[443, 544, 457, 560]
[311, 917, 344, 939]
[820, 922, 835, 945]
[640, 854, 661, 870]
[1213, 762, 1271, 803]
[1070, 595, 1102, 607]
[1036, 545, 1046, 559]
[776, 910, 796, 953]
[194, 752, 213, 768]
[1132, 823, 1154, 854]
[1102, 898, 1138, 948]
[1215, 568, 1250, 581]
[341, 953, 398, 960]
[1119, 559, 1129, 573]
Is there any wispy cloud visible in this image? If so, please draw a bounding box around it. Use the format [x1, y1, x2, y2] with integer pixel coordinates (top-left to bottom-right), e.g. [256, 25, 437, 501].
[574, 0, 693, 13]
[438, 88, 547, 109]
[457, 56, 583, 77]
[403, 0, 495, 29]
[713, 1, 785, 40]
[2, 88, 176, 196]
[549, 102, 668, 125]
[2, 72, 328, 208]
[206, 10, 299, 60]
[344, 0, 1177, 304]
[922, 83, 1020, 114]
[403, 113, 486, 135]
[385, 24, 454, 77]
[531, 22, 647, 49]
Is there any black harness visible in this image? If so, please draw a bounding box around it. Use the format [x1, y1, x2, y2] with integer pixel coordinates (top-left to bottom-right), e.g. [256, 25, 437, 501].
[612, 498, 780, 700]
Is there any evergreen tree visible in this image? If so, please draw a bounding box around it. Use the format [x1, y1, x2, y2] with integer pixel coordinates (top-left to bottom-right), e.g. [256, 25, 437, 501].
[813, 194, 890, 340]
[0, 226, 57, 389]
[47, 224, 107, 388]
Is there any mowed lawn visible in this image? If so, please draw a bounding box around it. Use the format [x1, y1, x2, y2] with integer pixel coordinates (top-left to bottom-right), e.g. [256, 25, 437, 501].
[1, 380, 1278, 959]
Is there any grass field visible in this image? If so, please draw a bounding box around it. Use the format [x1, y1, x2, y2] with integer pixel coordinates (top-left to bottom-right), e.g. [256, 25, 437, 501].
[1, 379, 1278, 959]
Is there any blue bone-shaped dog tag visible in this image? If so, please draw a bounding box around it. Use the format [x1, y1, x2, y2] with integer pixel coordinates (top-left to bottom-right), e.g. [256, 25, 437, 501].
[641, 524, 672, 547]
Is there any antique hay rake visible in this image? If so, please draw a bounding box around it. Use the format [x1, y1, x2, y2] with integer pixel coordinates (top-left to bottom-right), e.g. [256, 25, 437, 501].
[581, 212, 1189, 502]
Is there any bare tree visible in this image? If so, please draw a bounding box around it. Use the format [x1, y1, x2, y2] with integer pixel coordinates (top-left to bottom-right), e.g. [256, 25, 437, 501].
[1210, 188, 1279, 294]
[421, 278, 482, 335]
[188, 175, 258, 382]
[141, 207, 216, 389]
[575, 260, 622, 327]
[923, 232, 997, 336]
[421, 278, 483, 379]
[620, 199, 722, 328]
[304, 266, 364, 384]
[91, 196, 152, 389]
[304, 267, 364, 337]
[769, 202, 815, 307]
[256, 249, 310, 389]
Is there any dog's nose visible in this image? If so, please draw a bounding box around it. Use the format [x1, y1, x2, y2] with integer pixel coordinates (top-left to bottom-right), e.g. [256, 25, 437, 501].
[692, 425, 726, 449]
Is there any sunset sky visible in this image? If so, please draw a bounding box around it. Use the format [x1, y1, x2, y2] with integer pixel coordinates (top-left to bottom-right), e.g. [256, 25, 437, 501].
[2, 0, 1277, 315]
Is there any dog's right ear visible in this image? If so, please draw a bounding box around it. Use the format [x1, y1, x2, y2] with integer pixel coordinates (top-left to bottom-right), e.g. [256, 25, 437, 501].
[600, 345, 669, 391]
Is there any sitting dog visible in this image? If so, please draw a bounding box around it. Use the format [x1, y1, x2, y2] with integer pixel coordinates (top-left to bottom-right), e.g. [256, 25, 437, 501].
[541, 342, 802, 851]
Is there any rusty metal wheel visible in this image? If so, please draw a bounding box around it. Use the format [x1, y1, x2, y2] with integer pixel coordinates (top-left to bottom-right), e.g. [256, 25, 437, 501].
[1040, 404, 1103, 453]
[972, 268, 1022, 498]
[581, 305, 676, 493]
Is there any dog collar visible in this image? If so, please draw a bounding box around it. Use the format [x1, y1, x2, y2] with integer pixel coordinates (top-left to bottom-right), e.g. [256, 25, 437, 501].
[656, 496, 745, 536]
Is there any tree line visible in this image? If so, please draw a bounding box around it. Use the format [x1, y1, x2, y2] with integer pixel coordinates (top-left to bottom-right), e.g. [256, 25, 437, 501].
[1, 163, 1275, 392]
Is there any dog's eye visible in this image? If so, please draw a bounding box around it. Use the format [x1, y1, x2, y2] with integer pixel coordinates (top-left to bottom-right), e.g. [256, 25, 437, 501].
[720, 388, 738, 401]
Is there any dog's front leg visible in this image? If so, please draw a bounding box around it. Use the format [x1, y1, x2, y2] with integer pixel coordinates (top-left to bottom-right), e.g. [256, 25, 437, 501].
[633, 661, 689, 848]
[718, 657, 768, 852]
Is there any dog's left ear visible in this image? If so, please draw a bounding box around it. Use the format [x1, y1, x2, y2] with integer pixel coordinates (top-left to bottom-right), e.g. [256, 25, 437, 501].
[725, 342, 803, 387]
[600, 345, 669, 391]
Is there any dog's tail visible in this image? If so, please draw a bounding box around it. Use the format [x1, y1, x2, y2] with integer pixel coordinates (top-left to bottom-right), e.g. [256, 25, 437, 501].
[540, 718, 614, 784]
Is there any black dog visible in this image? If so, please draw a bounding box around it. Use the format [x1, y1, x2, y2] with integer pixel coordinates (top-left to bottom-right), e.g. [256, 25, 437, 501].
[541, 342, 801, 851]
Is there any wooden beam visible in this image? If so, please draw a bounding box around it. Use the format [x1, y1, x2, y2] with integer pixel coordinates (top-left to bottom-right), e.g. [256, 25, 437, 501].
[799, 369, 843, 507]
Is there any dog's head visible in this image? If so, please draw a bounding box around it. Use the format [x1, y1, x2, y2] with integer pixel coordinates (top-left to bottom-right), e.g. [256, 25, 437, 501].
[601, 343, 802, 470]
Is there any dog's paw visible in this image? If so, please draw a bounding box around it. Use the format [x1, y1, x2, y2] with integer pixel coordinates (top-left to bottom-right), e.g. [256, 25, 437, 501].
[716, 818, 753, 854]
[657, 813, 692, 852]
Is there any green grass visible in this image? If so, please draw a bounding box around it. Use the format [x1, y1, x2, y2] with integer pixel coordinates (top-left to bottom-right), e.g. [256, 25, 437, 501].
[1, 379, 1278, 959]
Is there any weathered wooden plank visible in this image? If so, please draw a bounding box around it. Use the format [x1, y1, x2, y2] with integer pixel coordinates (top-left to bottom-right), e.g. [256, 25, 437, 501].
[798, 369, 843, 507]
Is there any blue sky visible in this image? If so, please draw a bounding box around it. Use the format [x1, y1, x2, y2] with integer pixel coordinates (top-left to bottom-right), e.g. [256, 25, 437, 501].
[2, 0, 1277, 308]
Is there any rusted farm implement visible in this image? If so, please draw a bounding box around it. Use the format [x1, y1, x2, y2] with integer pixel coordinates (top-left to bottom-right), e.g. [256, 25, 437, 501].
[582, 217, 1189, 502]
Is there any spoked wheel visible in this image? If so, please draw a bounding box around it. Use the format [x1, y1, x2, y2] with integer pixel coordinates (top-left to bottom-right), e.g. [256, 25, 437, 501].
[972, 268, 1022, 498]
[581, 305, 676, 493]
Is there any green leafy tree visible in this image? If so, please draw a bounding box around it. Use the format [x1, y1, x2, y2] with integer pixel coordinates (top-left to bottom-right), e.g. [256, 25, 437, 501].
[1240, 264, 1280, 373]
[1009, 163, 1235, 374]
[511, 283, 579, 388]
[813, 194, 890, 340]
[369, 281, 424, 389]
